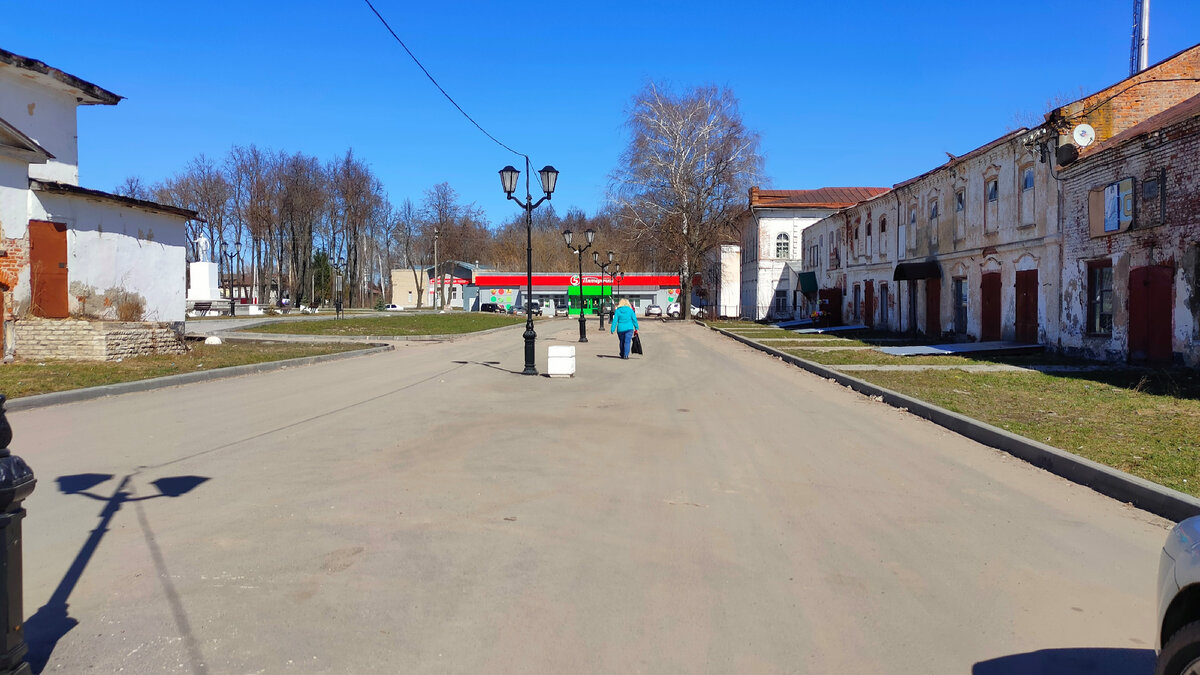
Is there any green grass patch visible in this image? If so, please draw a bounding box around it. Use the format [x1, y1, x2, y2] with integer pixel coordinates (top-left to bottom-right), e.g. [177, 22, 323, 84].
[721, 328, 804, 339]
[758, 338, 872, 347]
[240, 313, 527, 336]
[781, 348, 977, 366]
[708, 320, 767, 329]
[857, 368, 1200, 496]
[0, 341, 365, 399]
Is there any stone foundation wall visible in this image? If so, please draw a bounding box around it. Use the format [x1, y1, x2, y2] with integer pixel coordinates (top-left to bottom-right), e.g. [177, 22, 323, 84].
[13, 319, 187, 361]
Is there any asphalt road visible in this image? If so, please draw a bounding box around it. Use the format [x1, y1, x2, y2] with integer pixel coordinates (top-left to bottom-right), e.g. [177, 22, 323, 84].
[13, 319, 1170, 673]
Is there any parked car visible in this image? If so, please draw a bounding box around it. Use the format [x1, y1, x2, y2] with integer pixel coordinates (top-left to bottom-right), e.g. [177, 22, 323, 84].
[599, 300, 614, 316]
[645, 304, 663, 317]
[666, 302, 706, 319]
[384, 304, 402, 311]
[555, 304, 569, 317]
[525, 300, 542, 316]
[480, 303, 502, 313]
[1156, 516, 1200, 674]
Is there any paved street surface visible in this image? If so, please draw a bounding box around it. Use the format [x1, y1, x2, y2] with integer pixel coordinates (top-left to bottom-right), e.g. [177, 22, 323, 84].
[15, 320, 1169, 673]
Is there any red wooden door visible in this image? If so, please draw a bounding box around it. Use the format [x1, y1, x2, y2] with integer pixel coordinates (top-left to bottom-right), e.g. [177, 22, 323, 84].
[1014, 270, 1039, 344]
[818, 288, 842, 326]
[924, 279, 941, 337]
[980, 272, 1001, 341]
[1128, 265, 1173, 364]
[29, 220, 69, 318]
[864, 281, 875, 328]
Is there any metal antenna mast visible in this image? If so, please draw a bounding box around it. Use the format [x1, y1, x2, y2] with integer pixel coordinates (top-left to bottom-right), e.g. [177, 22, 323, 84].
[1130, 0, 1150, 76]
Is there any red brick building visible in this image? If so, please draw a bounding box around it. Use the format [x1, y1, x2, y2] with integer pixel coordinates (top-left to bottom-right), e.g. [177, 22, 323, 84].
[1058, 93, 1200, 365]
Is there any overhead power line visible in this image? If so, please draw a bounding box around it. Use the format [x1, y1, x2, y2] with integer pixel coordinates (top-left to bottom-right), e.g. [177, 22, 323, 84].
[361, 0, 527, 161]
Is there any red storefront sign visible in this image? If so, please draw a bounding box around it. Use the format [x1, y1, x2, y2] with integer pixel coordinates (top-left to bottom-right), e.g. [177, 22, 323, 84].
[475, 274, 681, 287]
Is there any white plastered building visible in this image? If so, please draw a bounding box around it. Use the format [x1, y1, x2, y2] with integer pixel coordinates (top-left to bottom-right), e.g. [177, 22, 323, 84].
[738, 187, 888, 321]
[0, 47, 196, 356]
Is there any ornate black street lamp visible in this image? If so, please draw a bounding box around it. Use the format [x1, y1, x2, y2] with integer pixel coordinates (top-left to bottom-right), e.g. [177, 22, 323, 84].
[562, 228, 595, 343]
[220, 240, 241, 316]
[592, 250, 613, 330]
[500, 162, 559, 376]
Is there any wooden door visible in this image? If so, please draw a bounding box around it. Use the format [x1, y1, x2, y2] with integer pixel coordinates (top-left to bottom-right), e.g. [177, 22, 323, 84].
[1014, 270, 1039, 344]
[924, 279, 941, 337]
[29, 220, 69, 318]
[864, 281, 875, 328]
[1129, 265, 1173, 364]
[818, 288, 842, 326]
[980, 272, 1001, 341]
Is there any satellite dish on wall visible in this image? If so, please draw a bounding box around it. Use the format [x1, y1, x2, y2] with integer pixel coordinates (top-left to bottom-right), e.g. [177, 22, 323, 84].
[1072, 124, 1096, 147]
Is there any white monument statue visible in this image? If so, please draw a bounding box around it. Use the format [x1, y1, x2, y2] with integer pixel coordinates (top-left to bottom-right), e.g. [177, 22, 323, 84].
[193, 234, 211, 263]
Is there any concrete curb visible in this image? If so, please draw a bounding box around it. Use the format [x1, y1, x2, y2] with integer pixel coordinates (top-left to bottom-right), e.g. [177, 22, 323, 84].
[706, 323, 1200, 522]
[6, 343, 393, 412]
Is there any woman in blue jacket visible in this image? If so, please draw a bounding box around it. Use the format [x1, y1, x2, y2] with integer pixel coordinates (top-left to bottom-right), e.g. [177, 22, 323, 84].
[610, 298, 640, 359]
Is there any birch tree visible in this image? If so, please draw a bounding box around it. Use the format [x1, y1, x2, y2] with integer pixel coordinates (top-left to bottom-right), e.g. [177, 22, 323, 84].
[611, 83, 762, 319]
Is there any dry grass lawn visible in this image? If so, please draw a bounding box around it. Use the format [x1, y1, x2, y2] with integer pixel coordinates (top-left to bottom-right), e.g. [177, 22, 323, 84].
[0, 340, 365, 399]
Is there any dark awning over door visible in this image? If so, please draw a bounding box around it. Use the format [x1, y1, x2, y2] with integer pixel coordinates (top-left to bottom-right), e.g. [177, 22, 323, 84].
[893, 261, 942, 281]
[797, 271, 818, 294]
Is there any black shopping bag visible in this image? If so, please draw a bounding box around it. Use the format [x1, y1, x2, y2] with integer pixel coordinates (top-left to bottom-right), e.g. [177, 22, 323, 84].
[631, 331, 643, 355]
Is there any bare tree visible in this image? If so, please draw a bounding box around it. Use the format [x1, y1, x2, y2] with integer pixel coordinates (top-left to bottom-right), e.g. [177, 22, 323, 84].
[610, 83, 762, 318]
[114, 176, 151, 200]
[421, 183, 487, 309]
[395, 198, 429, 308]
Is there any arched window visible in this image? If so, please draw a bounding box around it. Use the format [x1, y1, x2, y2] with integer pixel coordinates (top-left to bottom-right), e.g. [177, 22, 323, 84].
[776, 233, 790, 258]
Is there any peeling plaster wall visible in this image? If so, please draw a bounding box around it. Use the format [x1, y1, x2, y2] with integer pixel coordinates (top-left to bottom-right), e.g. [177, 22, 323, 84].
[826, 134, 1062, 341]
[0, 157, 32, 321]
[0, 69, 80, 185]
[1060, 111, 1200, 366]
[29, 192, 188, 323]
[0, 157, 28, 236]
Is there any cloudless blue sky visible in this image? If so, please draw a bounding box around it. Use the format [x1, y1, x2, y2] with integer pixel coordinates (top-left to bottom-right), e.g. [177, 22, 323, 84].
[3, 1, 1198, 226]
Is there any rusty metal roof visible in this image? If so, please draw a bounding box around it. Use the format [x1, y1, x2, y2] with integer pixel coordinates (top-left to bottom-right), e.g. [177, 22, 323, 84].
[0, 115, 54, 160]
[0, 48, 121, 105]
[892, 129, 1029, 191]
[30, 180, 200, 220]
[749, 186, 890, 209]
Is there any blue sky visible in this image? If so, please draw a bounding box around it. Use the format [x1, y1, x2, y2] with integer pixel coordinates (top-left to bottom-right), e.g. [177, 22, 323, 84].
[3, 1, 1198, 226]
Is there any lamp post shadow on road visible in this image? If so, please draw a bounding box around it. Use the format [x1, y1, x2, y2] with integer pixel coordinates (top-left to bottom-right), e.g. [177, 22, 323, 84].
[500, 161, 558, 376]
[22, 470, 209, 674]
[562, 228, 595, 343]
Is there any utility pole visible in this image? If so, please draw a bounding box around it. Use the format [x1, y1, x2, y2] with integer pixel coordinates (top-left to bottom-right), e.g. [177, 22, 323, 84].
[433, 226, 440, 311]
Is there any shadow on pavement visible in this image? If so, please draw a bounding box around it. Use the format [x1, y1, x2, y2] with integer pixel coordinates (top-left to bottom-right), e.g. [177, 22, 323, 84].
[451, 360, 523, 375]
[25, 472, 210, 674]
[973, 647, 1155, 674]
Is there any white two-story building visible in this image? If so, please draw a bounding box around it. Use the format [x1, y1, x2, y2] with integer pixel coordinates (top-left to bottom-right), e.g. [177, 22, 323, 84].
[738, 187, 887, 321]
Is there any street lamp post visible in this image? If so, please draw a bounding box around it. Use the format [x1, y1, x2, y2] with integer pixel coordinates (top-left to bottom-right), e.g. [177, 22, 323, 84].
[220, 240, 241, 316]
[334, 257, 345, 319]
[562, 228, 595, 343]
[614, 267, 624, 301]
[592, 250, 613, 330]
[500, 162, 559, 376]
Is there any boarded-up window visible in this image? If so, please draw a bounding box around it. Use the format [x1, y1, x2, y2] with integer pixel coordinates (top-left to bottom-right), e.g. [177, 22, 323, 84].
[1089, 178, 1135, 237]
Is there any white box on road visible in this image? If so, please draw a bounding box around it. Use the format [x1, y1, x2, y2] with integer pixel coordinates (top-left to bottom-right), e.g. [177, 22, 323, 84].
[547, 345, 575, 377]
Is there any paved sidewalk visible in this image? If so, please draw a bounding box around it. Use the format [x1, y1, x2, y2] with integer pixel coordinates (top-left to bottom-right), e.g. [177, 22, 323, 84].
[833, 363, 1119, 372]
[13, 320, 1168, 673]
